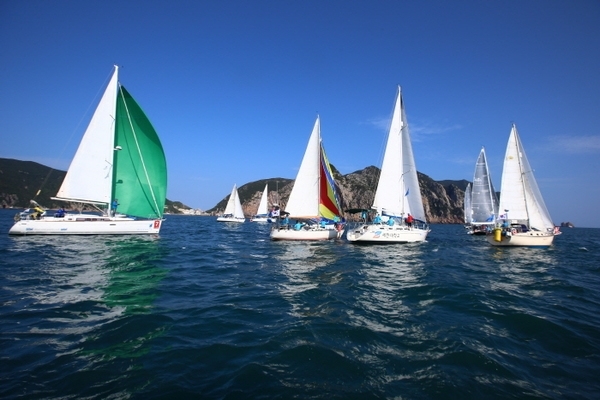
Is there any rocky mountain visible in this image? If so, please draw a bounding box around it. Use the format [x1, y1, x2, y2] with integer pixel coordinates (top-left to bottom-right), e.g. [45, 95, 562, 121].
[2, 158, 469, 222]
[208, 164, 469, 223]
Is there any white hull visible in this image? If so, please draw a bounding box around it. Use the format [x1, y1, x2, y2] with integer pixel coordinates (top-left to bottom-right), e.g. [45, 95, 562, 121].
[250, 216, 269, 223]
[9, 214, 162, 235]
[270, 227, 339, 241]
[346, 224, 429, 243]
[217, 216, 245, 223]
[486, 230, 555, 247]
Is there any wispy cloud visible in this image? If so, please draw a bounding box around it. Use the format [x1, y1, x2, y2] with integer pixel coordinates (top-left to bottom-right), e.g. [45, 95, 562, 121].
[366, 116, 391, 131]
[366, 117, 462, 142]
[410, 122, 463, 141]
[543, 135, 600, 154]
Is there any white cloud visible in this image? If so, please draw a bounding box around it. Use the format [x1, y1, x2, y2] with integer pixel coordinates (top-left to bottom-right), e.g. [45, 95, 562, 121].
[545, 135, 600, 154]
[366, 117, 462, 142]
[410, 122, 463, 136]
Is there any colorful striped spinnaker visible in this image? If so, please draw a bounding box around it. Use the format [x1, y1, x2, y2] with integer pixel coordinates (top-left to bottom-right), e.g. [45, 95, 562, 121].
[318, 143, 343, 221]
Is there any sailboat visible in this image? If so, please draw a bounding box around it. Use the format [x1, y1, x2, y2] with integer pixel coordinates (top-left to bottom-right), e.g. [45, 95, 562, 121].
[217, 184, 246, 223]
[250, 184, 269, 222]
[487, 124, 558, 246]
[346, 86, 430, 243]
[467, 147, 499, 235]
[270, 116, 344, 241]
[9, 66, 167, 235]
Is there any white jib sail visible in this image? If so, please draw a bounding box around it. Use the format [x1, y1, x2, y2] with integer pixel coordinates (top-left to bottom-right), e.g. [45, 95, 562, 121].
[257, 184, 268, 216]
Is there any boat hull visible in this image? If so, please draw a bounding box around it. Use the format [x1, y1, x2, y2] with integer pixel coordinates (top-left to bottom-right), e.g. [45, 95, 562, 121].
[250, 217, 269, 223]
[486, 230, 555, 247]
[466, 224, 492, 235]
[8, 215, 163, 235]
[217, 216, 245, 223]
[346, 224, 429, 243]
[270, 227, 338, 241]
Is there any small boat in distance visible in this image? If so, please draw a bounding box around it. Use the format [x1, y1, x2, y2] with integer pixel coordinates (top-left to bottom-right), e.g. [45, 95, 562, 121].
[250, 184, 269, 222]
[487, 124, 558, 246]
[270, 116, 344, 241]
[217, 184, 246, 223]
[9, 65, 167, 235]
[346, 86, 430, 243]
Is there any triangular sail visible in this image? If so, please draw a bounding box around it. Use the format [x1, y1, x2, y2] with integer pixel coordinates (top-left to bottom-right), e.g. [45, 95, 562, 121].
[498, 125, 553, 231]
[55, 67, 119, 205]
[471, 147, 498, 224]
[285, 117, 322, 218]
[400, 92, 426, 222]
[372, 86, 426, 222]
[464, 183, 472, 224]
[233, 188, 244, 219]
[113, 85, 167, 219]
[256, 184, 269, 216]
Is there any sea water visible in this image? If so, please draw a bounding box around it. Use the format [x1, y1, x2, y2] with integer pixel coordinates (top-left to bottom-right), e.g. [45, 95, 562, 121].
[1, 209, 599, 399]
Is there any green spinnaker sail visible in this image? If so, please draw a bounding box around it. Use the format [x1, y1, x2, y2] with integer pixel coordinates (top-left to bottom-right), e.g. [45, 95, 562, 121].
[113, 86, 167, 219]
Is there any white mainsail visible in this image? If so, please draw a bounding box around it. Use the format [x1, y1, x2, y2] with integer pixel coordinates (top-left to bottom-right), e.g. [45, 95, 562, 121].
[55, 67, 119, 205]
[284, 116, 321, 218]
[498, 124, 554, 231]
[471, 147, 498, 225]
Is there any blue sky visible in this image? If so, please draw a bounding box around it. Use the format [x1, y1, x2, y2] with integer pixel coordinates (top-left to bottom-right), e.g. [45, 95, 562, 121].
[1, 1, 599, 227]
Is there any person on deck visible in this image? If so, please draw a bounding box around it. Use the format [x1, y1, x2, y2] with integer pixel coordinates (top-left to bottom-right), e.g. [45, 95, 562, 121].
[33, 206, 44, 220]
[373, 214, 382, 224]
[111, 199, 119, 216]
[406, 213, 414, 227]
[361, 210, 368, 221]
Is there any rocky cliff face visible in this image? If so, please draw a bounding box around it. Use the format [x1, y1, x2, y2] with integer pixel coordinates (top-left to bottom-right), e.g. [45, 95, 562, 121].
[210, 165, 468, 224]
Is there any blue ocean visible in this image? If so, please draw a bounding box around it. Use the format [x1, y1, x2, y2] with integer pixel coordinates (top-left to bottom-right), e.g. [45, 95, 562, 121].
[1, 208, 599, 399]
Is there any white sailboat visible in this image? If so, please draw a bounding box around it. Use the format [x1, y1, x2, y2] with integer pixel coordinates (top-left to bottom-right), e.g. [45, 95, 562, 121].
[217, 184, 246, 223]
[346, 86, 430, 243]
[250, 184, 269, 222]
[270, 116, 344, 241]
[467, 147, 499, 235]
[487, 124, 558, 246]
[9, 65, 167, 235]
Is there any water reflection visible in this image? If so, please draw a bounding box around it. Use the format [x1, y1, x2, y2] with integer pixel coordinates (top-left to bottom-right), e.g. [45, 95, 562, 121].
[274, 242, 342, 317]
[349, 244, 428, 335]
[5, 235, 167, 361]
[489, 247, 558, 299]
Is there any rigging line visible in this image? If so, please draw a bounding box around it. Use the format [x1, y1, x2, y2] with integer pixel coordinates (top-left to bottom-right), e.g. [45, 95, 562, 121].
[118, 85, 162, 218]
[33, 68, 116, 202]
